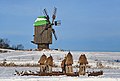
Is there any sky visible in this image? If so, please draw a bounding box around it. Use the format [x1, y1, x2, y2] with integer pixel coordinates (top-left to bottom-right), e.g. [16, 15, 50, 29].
[0, 0, 120, 51]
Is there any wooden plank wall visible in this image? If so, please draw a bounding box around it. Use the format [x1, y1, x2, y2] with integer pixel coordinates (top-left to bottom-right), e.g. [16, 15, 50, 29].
[34, 25, 52, 44]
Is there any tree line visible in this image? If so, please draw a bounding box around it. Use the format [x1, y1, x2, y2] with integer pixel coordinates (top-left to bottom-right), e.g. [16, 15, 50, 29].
[0, 38, 24, 50]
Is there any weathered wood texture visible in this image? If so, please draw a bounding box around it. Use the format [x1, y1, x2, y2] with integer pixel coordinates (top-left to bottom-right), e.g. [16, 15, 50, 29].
[34, 25, 52, 44]
[88, 71, 103, 77]
[38, 44, 49, 49]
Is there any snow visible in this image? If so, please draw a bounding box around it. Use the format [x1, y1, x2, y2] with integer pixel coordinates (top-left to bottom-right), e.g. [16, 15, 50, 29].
[0, 49, 120, 81]
[0, 48, 15, 52]
[0, 77, 119, 81]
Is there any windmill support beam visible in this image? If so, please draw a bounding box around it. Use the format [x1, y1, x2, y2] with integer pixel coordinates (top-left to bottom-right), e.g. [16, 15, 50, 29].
[38, 44, 49, 50]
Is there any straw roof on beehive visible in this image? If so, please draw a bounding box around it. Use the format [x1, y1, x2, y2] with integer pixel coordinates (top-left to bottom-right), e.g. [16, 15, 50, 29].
[38, 54, 47, 65]
[61, 58, 66, 68]
[78, 54, 88, 65]
[65, 52, 73, 65]
[45, 55, 53, 66]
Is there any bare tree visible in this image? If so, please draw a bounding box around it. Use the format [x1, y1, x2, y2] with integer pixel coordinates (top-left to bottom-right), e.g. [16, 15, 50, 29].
[16, 44, 24, 50]
[0, 38, 10, 49]
[0, 38, 24, 50]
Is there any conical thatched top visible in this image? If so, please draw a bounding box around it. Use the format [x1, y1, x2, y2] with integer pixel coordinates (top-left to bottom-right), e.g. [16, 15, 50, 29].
[46, 55, 53, 66]
[78, 54, 88, 65]
[65, 52, 73, 65]
[38, 54, 47, 65]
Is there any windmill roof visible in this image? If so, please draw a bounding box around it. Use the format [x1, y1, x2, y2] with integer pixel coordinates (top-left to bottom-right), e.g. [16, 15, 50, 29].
[38, 16, 46, 18]
[33, 16, 49, 26]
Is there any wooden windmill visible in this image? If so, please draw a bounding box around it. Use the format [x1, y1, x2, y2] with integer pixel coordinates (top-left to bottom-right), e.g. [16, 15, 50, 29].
[31, 7, 61, 50]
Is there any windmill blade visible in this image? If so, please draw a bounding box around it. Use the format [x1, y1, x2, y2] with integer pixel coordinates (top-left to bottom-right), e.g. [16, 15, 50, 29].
[40, 8, 51, 35]
[40, 27, 47, 35]
[40, 24, 50, 35]
[52, 29, 57, 40]
[53, 7, 57, 17]
[52, 7, 57, 24]
[43, 8, 48, 17]
[43, 8, 49, 20]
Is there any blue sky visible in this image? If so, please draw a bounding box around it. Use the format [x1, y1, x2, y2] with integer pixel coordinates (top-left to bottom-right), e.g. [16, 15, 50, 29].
[0, 0, 120, 51]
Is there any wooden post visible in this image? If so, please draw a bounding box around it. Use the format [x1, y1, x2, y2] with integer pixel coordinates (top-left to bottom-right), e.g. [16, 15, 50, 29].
[79, 64, 86, 75]
[38, 44, 49, 50]
[66, 65, 73, 73]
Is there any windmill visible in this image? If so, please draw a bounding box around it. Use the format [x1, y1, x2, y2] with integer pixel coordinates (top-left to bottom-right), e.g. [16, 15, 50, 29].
[31, 7, 61, 50]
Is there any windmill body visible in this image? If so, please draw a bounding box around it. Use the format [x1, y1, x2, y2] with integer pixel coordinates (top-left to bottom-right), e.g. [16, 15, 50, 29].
[32, 8, 60, 50]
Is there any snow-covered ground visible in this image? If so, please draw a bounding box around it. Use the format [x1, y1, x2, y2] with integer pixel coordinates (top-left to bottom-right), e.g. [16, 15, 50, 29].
[0, 49, 120, 81]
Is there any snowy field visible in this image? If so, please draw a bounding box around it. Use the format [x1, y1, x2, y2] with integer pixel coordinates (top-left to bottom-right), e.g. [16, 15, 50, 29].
[0, 49, 120, 81]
